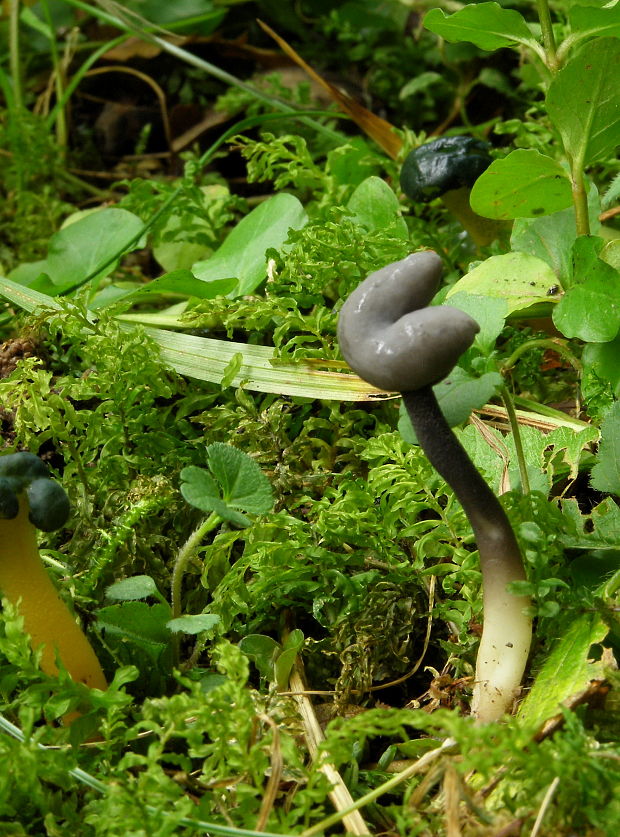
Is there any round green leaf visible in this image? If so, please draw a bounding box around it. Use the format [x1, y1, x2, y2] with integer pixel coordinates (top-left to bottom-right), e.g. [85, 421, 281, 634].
[470, 150, 572, 220]
[446, 252, 558, 314]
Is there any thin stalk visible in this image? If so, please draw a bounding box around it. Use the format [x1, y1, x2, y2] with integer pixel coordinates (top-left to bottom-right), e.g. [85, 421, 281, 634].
[500, 385, 530, 495]
[171, 512, 221, 621]
[44, 35, 129, 133]
[501, 338, 582, 375]
[170, 512, 221, 665]
[571, 163, 590, 237]
[536, 0, 558, 72]
[300, 737, 458, 837]
[8, 0, 22, 111]
[40, 0, 68, 150]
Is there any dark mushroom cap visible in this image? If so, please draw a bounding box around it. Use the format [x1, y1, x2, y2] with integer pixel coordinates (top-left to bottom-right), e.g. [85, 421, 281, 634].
[400, 136, 493, 202]
[337, 251, 479, 392]
[0, 452, 69, 530]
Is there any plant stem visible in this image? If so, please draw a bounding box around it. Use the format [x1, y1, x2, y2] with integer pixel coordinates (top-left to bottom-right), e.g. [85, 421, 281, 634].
[40, 0, 68, 151]
[301, 737, 457, 837]
[171, 512, 221, 622]
[571, 163, 590, 237]
[536, 0, 558, 72]
[8, 0, 22, 111]
[170, 512, 221, 666]
[500, 385, 530, 495]
[501, 338, 582, 374]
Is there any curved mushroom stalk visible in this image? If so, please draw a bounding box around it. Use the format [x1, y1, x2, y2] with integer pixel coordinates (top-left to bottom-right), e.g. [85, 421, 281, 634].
[338, 252, 531, 722]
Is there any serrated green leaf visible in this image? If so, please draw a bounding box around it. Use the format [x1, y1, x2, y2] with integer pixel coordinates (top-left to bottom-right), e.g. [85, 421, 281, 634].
[470, 150, 572, 220]
[518, 614, 608, 730]
[546, 39, 620, 167]
[95, 601, 172, 647]
[446, 253, 557, 313]
[105, 575, 160, 601]
[553, 237, 620, 341]
[206, 442, 274, 514]
[166, 613, 221, 634]
[591, 402, 620, 495]
[545, 424, 599, 481]
[180, 465, 250, 526]
[561, 497, 620, 550]
[191, 193, 307, 296]
[424, 2, 539, 52]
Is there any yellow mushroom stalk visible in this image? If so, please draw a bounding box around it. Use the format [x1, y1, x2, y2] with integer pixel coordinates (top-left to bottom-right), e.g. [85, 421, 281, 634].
[0, 452, 107, 691]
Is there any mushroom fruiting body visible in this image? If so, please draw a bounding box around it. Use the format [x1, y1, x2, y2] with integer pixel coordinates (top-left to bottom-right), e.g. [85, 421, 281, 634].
[0, 453, 107, 691]
[338, 252, 531, 722]
[400, 137, 503, 247]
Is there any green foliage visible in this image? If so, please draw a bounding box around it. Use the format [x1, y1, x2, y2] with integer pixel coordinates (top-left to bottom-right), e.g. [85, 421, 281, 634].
[181, 442, 274, 525]
[2, 1, 620, 833]
[591, 402, 620, 495]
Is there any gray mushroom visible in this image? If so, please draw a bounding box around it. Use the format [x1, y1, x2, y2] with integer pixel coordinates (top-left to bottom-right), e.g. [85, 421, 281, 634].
[338, 251, 531, 722]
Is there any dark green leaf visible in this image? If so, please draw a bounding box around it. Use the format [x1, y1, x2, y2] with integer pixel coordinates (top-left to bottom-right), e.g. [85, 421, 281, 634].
[45, 209, 145, 292]
[570, 4, 620, 41]
[238, 634, 281, 680]
[590, 402, 620, 495]
[180, 465, 251, 526]
[115, 270, 237, 303]
[546, 39, 620, 166]
[583, 334, 620, 398]
[96, 602, 172, 647]
[206, 443, 274, 515]
[553, 237, 620, 341]
[424, 2, 538, 51]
